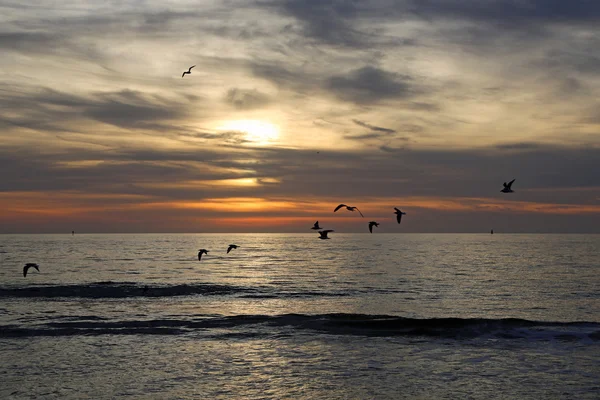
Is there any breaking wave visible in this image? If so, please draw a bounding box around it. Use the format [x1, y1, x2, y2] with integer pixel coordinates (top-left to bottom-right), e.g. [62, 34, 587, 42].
[1, 313, 598, 342]
[0, 282, 355, 299]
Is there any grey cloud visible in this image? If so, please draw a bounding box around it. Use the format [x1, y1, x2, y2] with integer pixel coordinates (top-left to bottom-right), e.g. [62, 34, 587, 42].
[270, 0, 370, 48]
[344, 133, 385, 141]
[224, 88, 271, 110]
[327, 66, 416, 104]
[405, 0, 600, 26]
[352, 119, 396, 134]
[1, 87, 190, 131]
[2, 139, 600, 210]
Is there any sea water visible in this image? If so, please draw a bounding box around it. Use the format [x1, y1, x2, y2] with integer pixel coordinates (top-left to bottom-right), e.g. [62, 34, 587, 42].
[1, 233, 598, 399]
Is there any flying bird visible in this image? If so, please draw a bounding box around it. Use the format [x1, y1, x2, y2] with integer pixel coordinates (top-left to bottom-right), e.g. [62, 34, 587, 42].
[501, 179, 515, 193]
[311, 221, 322, 230]
[182, 65, 195, 78]
[198, 249, 209, 261]
[227, 244, 238, 254]
[23, 263, 39, 277]
[334, 204, 364, 217]
[368, 221, 379, 233]
[394, 208, 406, 224]
[318, 230, 334, 240]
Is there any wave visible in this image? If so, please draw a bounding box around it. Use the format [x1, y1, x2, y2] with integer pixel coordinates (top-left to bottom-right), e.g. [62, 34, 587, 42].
[0, 282, 354, 299]
[1, 314, 598, 342]
[0, 282, 250, 298]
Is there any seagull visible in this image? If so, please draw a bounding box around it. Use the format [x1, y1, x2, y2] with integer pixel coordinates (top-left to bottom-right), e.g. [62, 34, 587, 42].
[318, 230, 334, 240]
[182, 65, 195, 78]
[334, 204, 364, 217]
[23, 263, 39, 277]
[369, 221, 379, 233]
[501, 179, 515, 193]
[311, 221, 322, 230]
[394, 208, 406, 224]
[227, 244, 238, 254]
[198, 249, 209, 261]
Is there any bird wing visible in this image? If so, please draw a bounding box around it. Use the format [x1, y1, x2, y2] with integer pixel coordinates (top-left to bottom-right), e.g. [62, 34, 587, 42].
[355, 208, 364, 217]
[507, 179, 515, 188]
[190, 65, 196, 70]
[394, 207, 401, 213]
[397, 213, 403, 224]
[182, 72, 186, 78]
[369, 223, 373, 233]
[23, 265, 28, 277]
[334, 204, 346, 212]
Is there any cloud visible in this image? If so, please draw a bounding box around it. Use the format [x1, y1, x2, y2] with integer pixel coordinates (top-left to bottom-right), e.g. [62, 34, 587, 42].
[0, 87, 192, 131]
[224, 88, 271, 110]
[352, 119, 396, 134]
[327, 66, 416, 104]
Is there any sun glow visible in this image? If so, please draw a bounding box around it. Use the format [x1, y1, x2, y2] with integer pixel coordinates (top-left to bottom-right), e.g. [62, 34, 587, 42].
[218, 120, 280, 145]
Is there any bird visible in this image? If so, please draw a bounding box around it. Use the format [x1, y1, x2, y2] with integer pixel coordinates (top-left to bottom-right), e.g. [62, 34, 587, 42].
[23, 263, 39, 277]
[394, 208, 406, 224]
[182, 65, 195, 78]
[334, 204, 364, 217]
[311, 221, 322, 230]
[227, 244, 238, 254]
[369, 221, 379, 233]
[501, 179, 515, 193]
[318, 230, 334, 239]
[198, 249, 209, 261]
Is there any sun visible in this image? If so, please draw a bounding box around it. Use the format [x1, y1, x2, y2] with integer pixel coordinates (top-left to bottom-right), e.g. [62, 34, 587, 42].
[218, 120, 280, 145]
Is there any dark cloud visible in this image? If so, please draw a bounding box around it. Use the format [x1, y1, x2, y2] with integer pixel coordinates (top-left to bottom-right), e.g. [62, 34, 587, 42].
[495, 142, 543, 150]
[352, 119, 396, 134]
[0, 87, 191, 131]
[269, 0, 369, 48]
[3, 139, 599, 204]
[344, 133, 385, 141]
[224, 88, 271, 110]
[405, 0, 600, 26]
[327, 66, 416, 104]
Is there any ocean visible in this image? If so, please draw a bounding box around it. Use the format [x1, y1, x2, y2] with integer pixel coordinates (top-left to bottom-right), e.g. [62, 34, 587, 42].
[0, 233, 598, 399]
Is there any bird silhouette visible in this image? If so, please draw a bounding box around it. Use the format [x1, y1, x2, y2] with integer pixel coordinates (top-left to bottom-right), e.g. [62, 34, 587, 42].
[311, 221, 322, 230]
[198, 249, 209, 261]
[227, 244, 238, 254]
[369, 221, 379, 233]
[501, 179, 515, 193]
[394, 208, 406, 224]
[23, 263, 39, 277]
[334, 204, 364, 217]
[182, 65, 195, 78]
[318, 230, 334, 239]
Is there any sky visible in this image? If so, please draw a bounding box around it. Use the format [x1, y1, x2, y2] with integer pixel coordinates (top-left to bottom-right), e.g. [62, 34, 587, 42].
[0, 0, 599, 233]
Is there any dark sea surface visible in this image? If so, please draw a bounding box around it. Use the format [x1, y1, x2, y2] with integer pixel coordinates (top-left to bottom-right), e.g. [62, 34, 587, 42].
[0, 233, 598, 399]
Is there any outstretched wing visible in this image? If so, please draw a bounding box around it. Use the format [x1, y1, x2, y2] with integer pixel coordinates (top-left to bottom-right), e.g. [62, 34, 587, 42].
[182, 72, 186, 78]
[190, 65, 196, 70]
[507, 179, 515, 189]
[355, 207, 364, 217]
[198, 252, 204, 261]
[369, 222, 373, 233]
[397, 213, 403, 224]
[334, 204, 346, 212]
[23, 265, 28, 277]
[227, 246, 232, 254]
